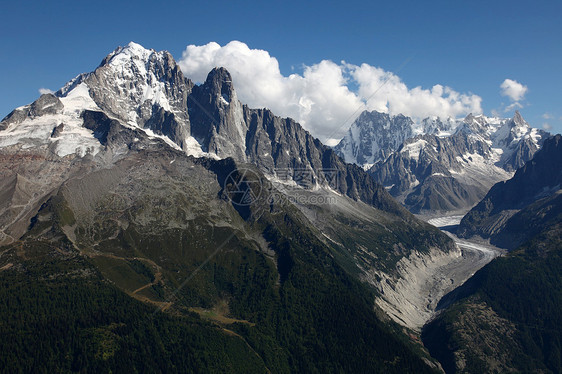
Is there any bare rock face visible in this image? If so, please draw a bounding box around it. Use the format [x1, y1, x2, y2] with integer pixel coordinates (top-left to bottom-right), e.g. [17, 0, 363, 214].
[50, 123, 65, 138]
[30, 94, 64, 117]
[188, 67, 248, 160]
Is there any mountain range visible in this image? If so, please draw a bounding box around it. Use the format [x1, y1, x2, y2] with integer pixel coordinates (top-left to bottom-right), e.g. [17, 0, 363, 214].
[1, 41, 560, 373]
[0, 42, 462, 372]
[335, 110, 548, 214]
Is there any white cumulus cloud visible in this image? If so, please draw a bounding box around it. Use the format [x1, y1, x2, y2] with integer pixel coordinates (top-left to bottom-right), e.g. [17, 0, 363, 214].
[351, 63, 482, 121]
[505, 102, 523, 112]
[500, 79, 528, 102]
[38, 88, 54, 95]
[179, 41, 482, 142]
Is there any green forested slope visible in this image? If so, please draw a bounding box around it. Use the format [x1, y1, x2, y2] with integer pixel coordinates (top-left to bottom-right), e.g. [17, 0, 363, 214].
[0, 155, 439, 373]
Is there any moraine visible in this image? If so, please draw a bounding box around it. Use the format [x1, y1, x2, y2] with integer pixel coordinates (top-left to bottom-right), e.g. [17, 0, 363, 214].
[374, 213, 504, 331]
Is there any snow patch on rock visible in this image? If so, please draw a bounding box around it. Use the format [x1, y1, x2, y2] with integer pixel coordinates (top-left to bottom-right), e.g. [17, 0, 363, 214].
[0, 83, 103, 157]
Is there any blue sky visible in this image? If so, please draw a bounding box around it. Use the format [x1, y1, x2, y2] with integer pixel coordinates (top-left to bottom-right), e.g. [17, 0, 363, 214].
[1, 0, 561, 137]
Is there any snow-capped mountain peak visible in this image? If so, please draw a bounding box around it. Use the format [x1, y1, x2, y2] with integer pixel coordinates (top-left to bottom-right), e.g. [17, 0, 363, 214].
[418, 116, 456, 137]
[1, 42, 202, 160]
[367, 110, 549, 213]
[455, 113, 503, 139]
[104, 41, 155, 67]
[55, 42, 191, 132]
[89, 42, 187, 124]
[56, 42, 195, 152]
[490, 111, 531, 146]
[333, 110, 414, 167]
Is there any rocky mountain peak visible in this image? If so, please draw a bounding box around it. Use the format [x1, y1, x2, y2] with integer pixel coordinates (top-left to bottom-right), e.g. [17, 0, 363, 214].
[457, 113, 491, 136]
[56, 42, 194, 151]
[334, 110, 414, 167]
[358, 110, 387, 122]
[100, 42, 181, 83]
[100, 41, 155, 67]
[30, 94, 64, 117]
[203, 67, 235, 103]
[489, 112, 545, 171]
[463, 113, 475, 122]
[497, 111, 530, 138]
[420, 116, 456, 135]
[512, 110, 526, 127]
[188, 67, 247, 159]
[1, 93, 65, 129]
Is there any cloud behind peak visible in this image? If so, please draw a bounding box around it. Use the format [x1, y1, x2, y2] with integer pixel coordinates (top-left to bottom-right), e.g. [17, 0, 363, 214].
[179, 41, 483, 142]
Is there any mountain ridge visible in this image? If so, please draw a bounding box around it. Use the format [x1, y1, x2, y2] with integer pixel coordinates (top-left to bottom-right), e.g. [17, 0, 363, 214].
[457, 134, 562, 249]
[338, 110, 550, 213]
